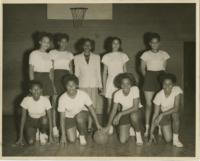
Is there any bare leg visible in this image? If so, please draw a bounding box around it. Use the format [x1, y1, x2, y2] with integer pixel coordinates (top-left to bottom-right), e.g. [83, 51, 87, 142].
[144, 91, 155, 137]
[119, 124, 130, 144]
[52, 95, 59, 138]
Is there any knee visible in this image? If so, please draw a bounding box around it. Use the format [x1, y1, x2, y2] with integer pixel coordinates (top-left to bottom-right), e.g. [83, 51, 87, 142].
[41, 117, 48, 125]
[68, 137, 76, 144]
[165, 136, 172, 143]
[119, 136, 128, 144]
[76, 114, 85, 124]
[28, 139, 34, 145]
[130, 113, 139, 123]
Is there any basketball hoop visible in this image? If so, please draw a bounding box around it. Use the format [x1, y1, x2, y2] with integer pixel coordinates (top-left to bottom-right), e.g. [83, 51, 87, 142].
[70, 7, 88, 28]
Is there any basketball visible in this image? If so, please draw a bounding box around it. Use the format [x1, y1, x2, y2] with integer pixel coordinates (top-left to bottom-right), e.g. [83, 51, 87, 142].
[93, 130, 109, 145]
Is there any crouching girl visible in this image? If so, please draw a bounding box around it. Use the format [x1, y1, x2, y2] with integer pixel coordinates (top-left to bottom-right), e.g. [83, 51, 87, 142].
[16, 81, 53, 145]
[149, 73, 183, 147]
[103, 73, 143, 145]
[58, 74, 102, 146]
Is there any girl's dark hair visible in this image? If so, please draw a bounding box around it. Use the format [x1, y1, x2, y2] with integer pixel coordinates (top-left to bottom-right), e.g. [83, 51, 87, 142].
[32, 31, 52, 49]
[159, 73, 177, 84]
[149, 32, 161, 42]
[111, 37, 123, 51]
[54, 33, 69, 48]
[82, 38, 95, 52]
[114, 73, 137, 88]
[28, 80, 43, 89]
[62, 74, 79, 87]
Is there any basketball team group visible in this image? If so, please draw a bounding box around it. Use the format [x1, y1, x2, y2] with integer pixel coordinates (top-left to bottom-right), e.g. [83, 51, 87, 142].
[16, 32, 184, 148]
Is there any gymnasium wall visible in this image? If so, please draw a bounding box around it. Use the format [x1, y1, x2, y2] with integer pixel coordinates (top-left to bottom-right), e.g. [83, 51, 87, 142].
[3, 4, 195, 115]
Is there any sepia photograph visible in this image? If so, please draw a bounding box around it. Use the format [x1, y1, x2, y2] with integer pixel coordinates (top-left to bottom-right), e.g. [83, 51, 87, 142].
[1, 1, 199, 158]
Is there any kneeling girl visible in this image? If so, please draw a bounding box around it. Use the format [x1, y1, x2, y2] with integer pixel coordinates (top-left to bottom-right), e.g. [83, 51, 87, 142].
[58, 74, 102, 146]
[103, 73, 143, 145]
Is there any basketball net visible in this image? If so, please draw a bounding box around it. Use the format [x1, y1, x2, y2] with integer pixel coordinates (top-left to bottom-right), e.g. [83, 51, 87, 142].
[70, 8, 88, 28]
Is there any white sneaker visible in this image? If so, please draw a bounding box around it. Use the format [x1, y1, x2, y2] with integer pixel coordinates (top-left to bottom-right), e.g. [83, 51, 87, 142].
[79, 135, 87, 145]
[136, 132, 143, 146]
[53, 126, 59, 137]
[40, 133, 48, 145]
[36, 129, 40, 141]
[173, 140, 184, 148]
[108, 126, 114, 135]
[76, 130, 80, 138]
[129, 127, 135, 136]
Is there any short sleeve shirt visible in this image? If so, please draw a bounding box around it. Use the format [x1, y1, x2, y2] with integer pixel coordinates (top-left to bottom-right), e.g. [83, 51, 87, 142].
[153, 86, 183, 112]
[20, 96, 52, 118]
[140, 50, 170, 71]
[29, 50, 53, 72]
[102, 52, 129, 77]
[114, 86, 143, 111]
[49, 49, 74, 70]
[58, 90, 93, 118]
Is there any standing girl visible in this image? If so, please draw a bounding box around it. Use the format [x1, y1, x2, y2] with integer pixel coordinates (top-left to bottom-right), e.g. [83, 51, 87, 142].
[102, 37, 129, 134]
[140, 33, 170, 137]
[49, 33, 74, 138]
[74, 38, 102, 132]
[149, 73, 183, 147]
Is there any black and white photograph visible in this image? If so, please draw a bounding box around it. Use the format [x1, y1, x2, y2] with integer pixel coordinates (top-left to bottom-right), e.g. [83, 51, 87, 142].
[1, 1, 199, 158]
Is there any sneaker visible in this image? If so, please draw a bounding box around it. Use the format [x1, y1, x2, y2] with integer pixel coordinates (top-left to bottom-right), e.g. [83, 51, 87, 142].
[40, 133, 48, 145]
[108, 126, 114, 135]
[36, 129, 40, 141]
[79, 135, 87, 146]
[173, 140, 184, 148]
[129, 127, 135, 136]
[53, 126, 59, 137]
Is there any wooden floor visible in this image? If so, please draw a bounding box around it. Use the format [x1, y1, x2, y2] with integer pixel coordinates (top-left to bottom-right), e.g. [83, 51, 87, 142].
[2, 102, 195, 157]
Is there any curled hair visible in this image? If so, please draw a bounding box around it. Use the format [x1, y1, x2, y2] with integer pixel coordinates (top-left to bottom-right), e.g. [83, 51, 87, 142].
[28, 80, 43, 89]
[149, 32, 161, 42]
[82, 38, 95, 52]
[54, 33, 69, 48]
[62, 74, 79, 87]
[32, 31, 52, 48]
[159, 73, 177, 84]
[114, 73, 137, 89]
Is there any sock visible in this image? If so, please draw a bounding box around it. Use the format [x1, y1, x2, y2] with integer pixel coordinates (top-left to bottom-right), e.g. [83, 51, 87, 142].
[145, 124, 149, 134]
[136, 132, 143, 144]
[173, 133, 179, 142]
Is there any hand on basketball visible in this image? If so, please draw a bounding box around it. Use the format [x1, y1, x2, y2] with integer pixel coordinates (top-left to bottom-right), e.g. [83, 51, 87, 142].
[96, 124, 103, 131]
[102, 126, 110, 134]
[113, 113, 121, 125]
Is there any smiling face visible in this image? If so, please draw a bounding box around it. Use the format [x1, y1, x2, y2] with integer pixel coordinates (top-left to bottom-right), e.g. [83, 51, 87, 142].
[29, 84, 42, 101]
[149, 38, 160, 51]
[121, 78, 132, 94]
[83, 41, 92, 55]
[58, 38, 68, 50]
[65, 80, 78, 96]
[163, 79, 174, 95]
[39, 36, 50, 51]
[112, 39, 121, 52]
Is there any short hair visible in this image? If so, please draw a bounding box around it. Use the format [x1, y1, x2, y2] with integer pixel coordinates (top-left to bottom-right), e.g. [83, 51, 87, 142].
[62, 74, 79, 87]
[114, 73, 137, 89]
[28, 80, 43, 90]
[54, 33, 69, 43]
[111, 37, 122, 51]
[149, 32, 161, 42]
[159, 73, 177, 84]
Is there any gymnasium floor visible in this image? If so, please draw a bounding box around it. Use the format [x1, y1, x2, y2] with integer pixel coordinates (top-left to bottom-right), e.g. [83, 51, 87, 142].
[2, 91, 195, 157]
